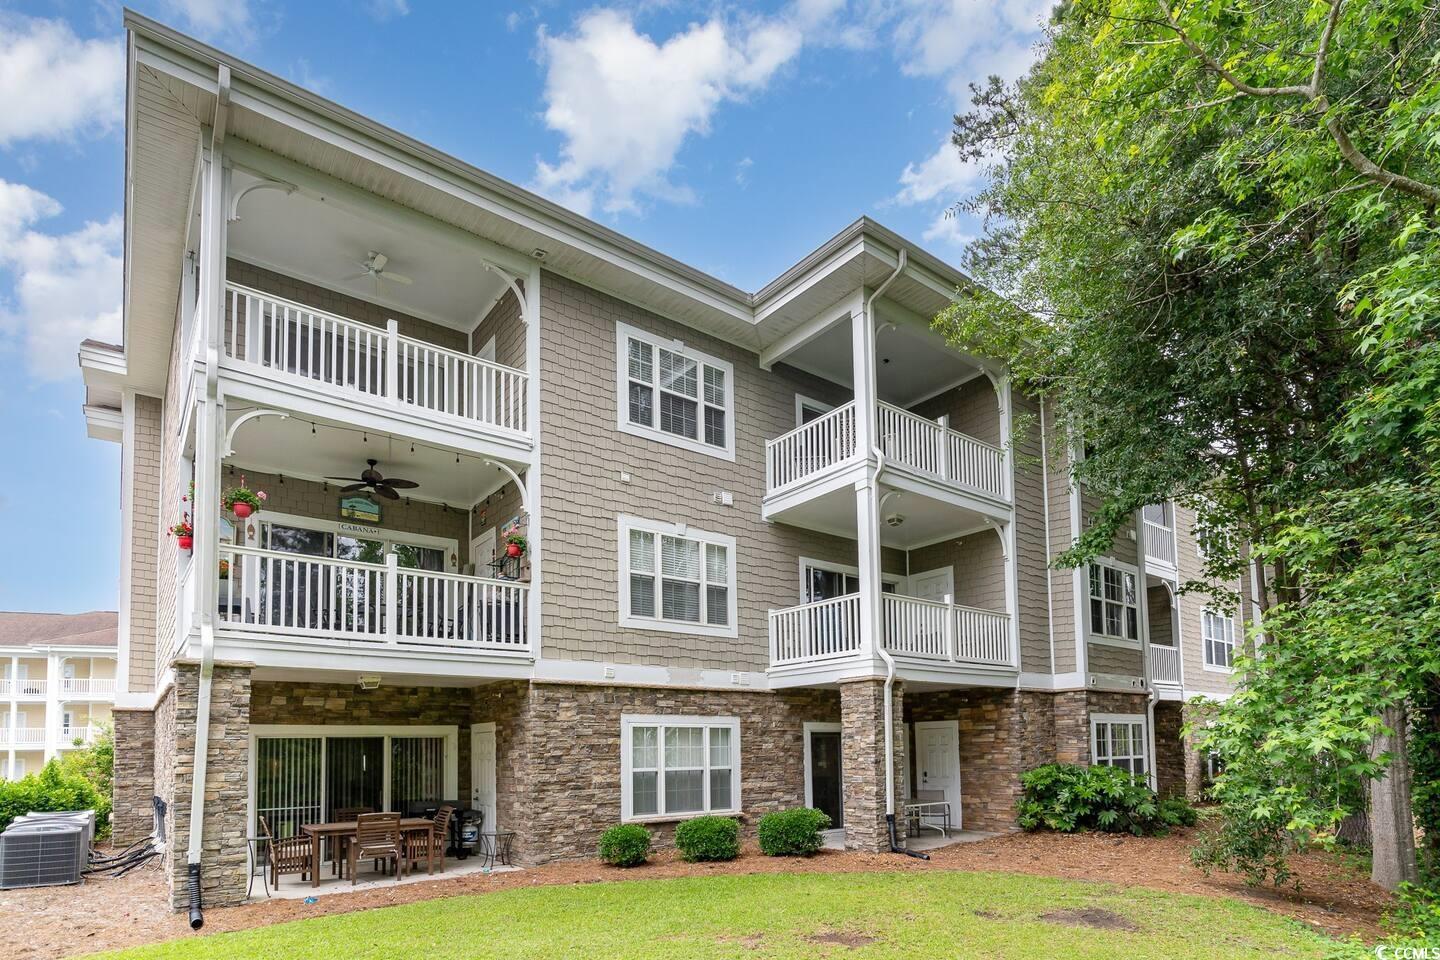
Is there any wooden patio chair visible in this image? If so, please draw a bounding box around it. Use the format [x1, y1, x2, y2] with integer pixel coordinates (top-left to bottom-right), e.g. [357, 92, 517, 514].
[258, 816, 312, 889]
[332, 806, 375, 877]
[350, 812, 405, 884]
[406, 804, 455, 874]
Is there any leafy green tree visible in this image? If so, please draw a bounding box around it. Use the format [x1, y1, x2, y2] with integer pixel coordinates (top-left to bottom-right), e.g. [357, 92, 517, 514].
[936, 0, 1439, 888]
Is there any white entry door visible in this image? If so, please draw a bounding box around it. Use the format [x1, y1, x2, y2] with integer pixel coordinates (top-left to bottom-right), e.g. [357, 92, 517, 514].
[471, 528, 498, 577]
[914, 720, 962, 830]
[908, 567, 955, 603]
[471, 723, 497, 832]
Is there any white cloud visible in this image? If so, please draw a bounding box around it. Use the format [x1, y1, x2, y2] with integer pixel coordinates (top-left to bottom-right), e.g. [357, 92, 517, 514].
[0, 180, 122, 381]
[366, 0, 410, 22]
[155, 0, 256, 43]
[734, 156, 754, 188]
[531, 9, 804, 216]
[882, 0, 1050, 100]
[921, 210, 976, 250]
[894, 140, 984, 206]
[0, 16, 123, 147]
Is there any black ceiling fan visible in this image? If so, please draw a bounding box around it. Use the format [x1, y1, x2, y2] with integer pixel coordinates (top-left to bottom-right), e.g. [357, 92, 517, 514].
[326, 459, 419, 501]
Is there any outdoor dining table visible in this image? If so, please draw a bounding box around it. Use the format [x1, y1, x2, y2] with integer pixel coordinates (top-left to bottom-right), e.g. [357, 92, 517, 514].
[300, 817, 437, 888]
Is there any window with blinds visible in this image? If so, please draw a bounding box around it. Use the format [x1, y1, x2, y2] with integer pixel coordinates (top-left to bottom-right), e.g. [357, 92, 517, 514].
[620, 516, 736, 637]
[1091, 715, 1147, 776]
[617, 322, 734, 460]
[622, 716, 739, 819]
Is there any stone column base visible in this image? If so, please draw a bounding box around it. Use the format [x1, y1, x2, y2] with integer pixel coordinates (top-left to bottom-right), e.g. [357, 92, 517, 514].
[111, 707, 156, 843]
[840, 678, 904, 852]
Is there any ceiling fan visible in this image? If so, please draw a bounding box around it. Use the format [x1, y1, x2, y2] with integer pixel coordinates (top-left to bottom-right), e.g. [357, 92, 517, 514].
[343, 251, 413, 289]
[326, 459, 419, 501]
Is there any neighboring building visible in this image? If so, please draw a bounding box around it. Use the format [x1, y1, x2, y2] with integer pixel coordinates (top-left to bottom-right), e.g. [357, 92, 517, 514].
[80, 14, 1239, 909]
[0, 611, 119, 778]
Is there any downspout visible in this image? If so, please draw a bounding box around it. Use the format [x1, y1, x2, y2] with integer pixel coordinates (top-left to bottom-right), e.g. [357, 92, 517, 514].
[865, 251, 927, 859]
[186, 63, 230, 931]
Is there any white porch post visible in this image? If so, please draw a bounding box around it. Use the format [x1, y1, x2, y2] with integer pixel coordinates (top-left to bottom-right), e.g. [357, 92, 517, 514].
[193, 132, 229, 634]
[6, 655, 16, 778]
[523, 261, 543, 660]
[43, 652, 60, 762]
[851, 297, 882, 661]
[385, 553, 399, 645]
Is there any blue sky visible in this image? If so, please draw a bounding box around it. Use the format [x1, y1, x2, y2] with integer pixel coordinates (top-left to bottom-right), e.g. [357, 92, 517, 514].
[0, 0, 1048, 613]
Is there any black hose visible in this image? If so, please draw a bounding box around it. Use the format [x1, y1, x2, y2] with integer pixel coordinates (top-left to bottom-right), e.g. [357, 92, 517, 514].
[887, 813, 930, 860]
[187, 862, 204, 930]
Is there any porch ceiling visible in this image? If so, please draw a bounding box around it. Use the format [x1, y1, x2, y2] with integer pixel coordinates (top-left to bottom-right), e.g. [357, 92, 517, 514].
[772, 483, 994, 551]
[225, 412, 513, 508]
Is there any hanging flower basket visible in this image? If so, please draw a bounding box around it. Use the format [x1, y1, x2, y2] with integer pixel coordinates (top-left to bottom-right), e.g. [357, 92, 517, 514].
[171, 515, 193, 552]
[222, 477, 267, 519]
[505, 534, 528, 558]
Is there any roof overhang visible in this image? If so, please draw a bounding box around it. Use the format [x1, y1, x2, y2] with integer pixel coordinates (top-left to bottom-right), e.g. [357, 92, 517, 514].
[79, 340, 128, 442]
[107, 11, 980, 398]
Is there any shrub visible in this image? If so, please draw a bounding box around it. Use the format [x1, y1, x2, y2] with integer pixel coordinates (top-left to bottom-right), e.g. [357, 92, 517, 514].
[0, 760, 109, 837]
[1016, 763, 1195, 837]
[674, 815, 740, 862]
[598, 824, 652, 867]
[757, 808, 831, 856]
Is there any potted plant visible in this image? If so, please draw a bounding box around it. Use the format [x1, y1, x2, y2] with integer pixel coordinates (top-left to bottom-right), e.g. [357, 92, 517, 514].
[218, 559, 230, 580]
[171, 515, 194, 551]
[504, 534, 528, 558]
[222, 477, 268, 519]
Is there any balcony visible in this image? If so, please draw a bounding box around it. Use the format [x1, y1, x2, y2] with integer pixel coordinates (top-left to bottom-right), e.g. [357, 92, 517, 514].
[60, 678, 116, 699]
[59, 726, 98, 747]
[0, 728, 46, 748]
[1144, 519, 1177, 570]
[769, 593, 1013, 677]
[0, 679, 47, 699]
[222, 284, 529, 443]
[1150, 644, 1181, 687]
[766, 401, 1008, 504]
[211, 545, 531, 660]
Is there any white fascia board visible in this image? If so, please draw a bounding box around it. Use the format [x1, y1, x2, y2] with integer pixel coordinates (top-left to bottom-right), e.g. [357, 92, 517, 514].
[84, 405, 125, 443]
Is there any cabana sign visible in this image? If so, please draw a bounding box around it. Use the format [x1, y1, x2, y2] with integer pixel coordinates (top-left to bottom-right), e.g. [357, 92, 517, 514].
[339, 496, 381, 524]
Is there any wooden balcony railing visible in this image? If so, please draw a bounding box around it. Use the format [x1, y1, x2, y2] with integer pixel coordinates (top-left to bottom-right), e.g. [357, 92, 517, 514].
[215, 545, 530, 655]
[224, 284, 529, 435]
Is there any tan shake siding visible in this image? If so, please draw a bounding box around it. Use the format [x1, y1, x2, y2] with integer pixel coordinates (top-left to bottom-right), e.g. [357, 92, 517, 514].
[229, 469, 471, 568]
[1011, 392, 1052, 673]
[537, 271, 884, 672]
[1087, 642, 1142, 677]
[473, 288, 526, 369]
[226, 259, 466, 352]
[1173, 502, 1238, 697]
[1042, 400, 1077, 674]
[473, 479, 527, 574]
[908, 532, 1004, 611]
[911, 376, 1000, 445]
[128, 395, 163, 691]
[154, 292, 190, 685]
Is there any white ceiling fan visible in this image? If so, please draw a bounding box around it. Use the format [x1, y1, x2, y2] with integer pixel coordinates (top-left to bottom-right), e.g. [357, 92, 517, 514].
[343, 251, 414, 289]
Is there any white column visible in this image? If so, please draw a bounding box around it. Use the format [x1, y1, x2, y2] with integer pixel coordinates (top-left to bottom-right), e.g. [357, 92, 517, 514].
[44, 653, 60, 762]
[193, 139, 229, 631]
[1135, 509, 1158, 791]
[524, 262, 543, 660]
[6, 655, 15, 779]
[850, 301, 883, 661]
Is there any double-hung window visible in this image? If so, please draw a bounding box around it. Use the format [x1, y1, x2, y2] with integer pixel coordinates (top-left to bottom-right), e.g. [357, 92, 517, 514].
[622, 716, 739, 820]
[1202, 609, 1236, 669]
[620, 516, 737, 637]
[617, 322, 734, 459]
[1091, 714, 1147, 776]
[1087, 560, 1139, 646]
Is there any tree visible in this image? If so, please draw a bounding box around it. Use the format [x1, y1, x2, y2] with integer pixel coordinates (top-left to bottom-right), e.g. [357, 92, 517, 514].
[936, 0, 1439, 888]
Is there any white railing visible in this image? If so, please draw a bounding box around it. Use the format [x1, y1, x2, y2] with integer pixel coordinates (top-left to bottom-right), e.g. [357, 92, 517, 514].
[216, 545, 531, 654]
[769, 594, 861, 666]
[1150, 644, 1182, 686]
[0, 728, 46, 747]
[766, 401, 1009, 503]
[60, 678, 117, 698]
[60, 726, 96, 746]
[224, 284, 529, 435]
[395, 335, 527, 431]
[766, 402, 858, 492]
[882, 595, 1013, 666]
[1144, 519, 1177, 568]
[1, 679, 47, 698]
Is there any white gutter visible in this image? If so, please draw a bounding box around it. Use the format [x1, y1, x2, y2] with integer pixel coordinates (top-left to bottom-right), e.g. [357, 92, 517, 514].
[186, 621, 216, 867]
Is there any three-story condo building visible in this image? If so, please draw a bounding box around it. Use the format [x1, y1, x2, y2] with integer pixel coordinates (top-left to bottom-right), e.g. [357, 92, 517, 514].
[82, 13, 1241, 909]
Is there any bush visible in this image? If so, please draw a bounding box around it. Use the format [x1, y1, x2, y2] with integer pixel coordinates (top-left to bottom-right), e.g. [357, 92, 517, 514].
[674, 815, 740, 862]
[757, 808, 831, 856]
[0, 760, 109, 837]
[598, 824, 652, 867]
[1016, 763, 1195, 837]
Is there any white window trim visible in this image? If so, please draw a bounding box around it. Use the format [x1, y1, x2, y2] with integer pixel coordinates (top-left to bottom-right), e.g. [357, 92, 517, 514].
[619, 515, 738, 639]
[621, 714, 741, 822]
[1086, 557, 1142, 650]
[797, 557, 904, 603]
[259, 510, 460, 571]
[1090, 713, 1148, 774]
[615, 321, 736, 461]
[1202, 608, 1238, 673]
[794, 394, 834, 428]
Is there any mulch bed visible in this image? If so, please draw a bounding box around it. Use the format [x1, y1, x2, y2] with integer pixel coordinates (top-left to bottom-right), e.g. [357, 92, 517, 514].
[0, 827, 1391, 960]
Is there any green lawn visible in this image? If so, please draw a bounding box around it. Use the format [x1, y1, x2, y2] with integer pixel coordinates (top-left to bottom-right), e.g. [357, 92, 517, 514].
[88, 871, 1339, 960]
